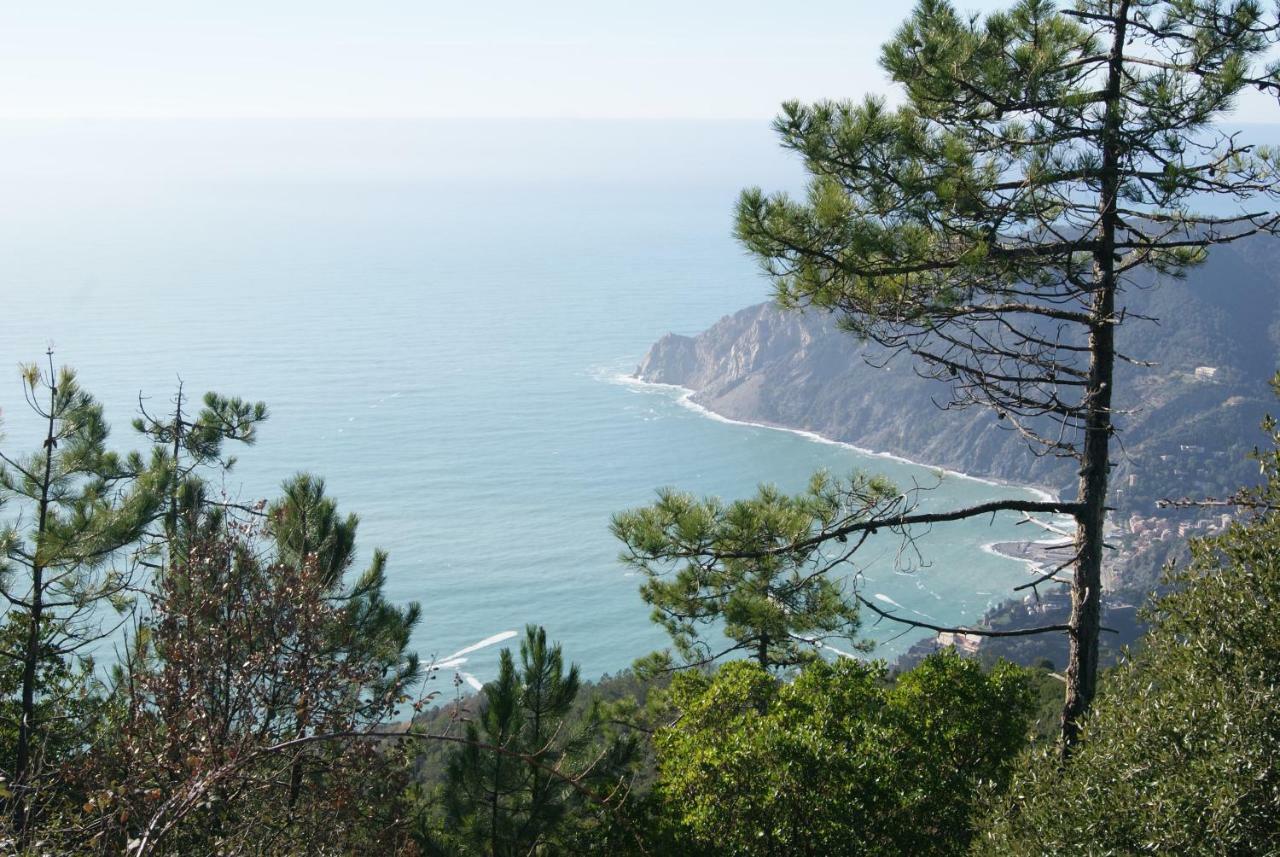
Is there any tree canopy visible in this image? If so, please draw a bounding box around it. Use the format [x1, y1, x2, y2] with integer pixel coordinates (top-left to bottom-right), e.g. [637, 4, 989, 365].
[613, 471, 895, 673]
[733, 0, 1280, 745]
[655, 651, 1035, 857]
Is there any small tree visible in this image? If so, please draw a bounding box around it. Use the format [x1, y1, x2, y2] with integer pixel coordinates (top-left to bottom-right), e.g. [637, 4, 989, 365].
[613, 472, 893, 673]
[730, 0, 1280, 746]
[0, 354, 162, 835]
[132, 382, 267, 554]
[95, 479, 421, 854]
[266, 473, 422, 807]
[426, 625, 636, 856]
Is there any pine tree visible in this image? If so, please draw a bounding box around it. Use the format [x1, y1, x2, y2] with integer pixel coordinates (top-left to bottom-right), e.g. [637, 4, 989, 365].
[613, 472, 893, 673]
[440, 648, 528, 856]
[512, 625, 580, 847]
[132, 381, 267, 556]
[0, 353, 162, 835]
[730, 0, 1280, 747]
[265, 473, 421, 807]
[104, 476, 421, 853]
[429, 625, 629, 856]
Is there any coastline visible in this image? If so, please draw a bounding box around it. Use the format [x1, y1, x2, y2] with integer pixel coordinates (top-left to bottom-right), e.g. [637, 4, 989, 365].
[982, 539, 1073, 585]
[613, 372, 1062, 504]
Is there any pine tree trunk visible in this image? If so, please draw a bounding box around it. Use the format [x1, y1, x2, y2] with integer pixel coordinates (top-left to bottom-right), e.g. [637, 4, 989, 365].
[1063, 283, 1115, 751]
[12, 379, 59, 834]
[1062, 0, 1128, 753]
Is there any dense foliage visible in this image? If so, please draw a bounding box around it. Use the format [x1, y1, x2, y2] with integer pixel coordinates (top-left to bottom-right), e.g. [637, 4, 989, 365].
[654, 652, 1035, 857]
[0, 363, 423, 855]
[977, 405, 1280, 854]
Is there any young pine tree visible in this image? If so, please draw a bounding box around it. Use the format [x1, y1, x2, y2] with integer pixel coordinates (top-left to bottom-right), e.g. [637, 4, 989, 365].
[132, 381, 267, 556]
[427, 625, 634, 856]
[0, 354, 162, 836]
[266, 473, 422, 808]
[613, 471, 894, 674]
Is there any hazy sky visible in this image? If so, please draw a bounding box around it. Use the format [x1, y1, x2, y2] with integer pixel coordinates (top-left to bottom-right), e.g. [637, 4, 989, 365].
[2, 1, 1022, 119]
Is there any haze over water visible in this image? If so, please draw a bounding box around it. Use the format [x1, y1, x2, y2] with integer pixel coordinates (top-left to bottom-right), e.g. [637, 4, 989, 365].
[0, 119, 1043, 686]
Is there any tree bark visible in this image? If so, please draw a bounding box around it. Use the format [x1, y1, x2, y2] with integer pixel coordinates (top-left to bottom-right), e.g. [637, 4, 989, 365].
[12, 368, 59, 834]
[1062, 0, 1128, 754]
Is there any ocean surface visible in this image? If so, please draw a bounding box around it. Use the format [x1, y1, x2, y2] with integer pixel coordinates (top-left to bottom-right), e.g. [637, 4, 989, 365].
[0, 119, 1047, 688]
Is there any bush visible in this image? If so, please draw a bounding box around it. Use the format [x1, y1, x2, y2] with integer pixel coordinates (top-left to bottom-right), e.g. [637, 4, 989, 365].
[656, 651, 1035, 857]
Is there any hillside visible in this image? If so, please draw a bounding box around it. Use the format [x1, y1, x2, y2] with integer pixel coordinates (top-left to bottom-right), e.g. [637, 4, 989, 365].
[637, 238, 1280, 515]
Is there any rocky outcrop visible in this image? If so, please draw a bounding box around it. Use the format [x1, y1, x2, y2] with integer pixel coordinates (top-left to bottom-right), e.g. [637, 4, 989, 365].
[638, 302, 1061, 490]
[636, 239, 1280, 508]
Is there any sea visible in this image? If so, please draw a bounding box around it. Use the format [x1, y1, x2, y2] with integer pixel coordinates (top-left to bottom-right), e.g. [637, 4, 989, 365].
[0, 119, 1047, 689]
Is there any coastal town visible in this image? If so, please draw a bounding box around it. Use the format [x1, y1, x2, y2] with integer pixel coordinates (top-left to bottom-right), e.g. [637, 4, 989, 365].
[897, 502, 1238, 671]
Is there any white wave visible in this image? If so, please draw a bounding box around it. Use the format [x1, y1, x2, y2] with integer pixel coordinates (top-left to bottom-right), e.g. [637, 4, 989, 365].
[459, 671, 484, 691]
[874, 593, 904, 609]
[610, 373, 1058, 501]
[981, 540, 1056, 563]
[444, 630, 517, 661]
[819, 642, 860, 660]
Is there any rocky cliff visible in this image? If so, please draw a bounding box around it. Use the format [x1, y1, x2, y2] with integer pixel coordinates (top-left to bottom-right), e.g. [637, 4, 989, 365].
[637, 238, 1280, 509]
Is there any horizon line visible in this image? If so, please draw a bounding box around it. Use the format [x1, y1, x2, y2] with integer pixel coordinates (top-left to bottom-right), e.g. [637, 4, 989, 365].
[2, 114, 1275, 130]
[0, 114, 783, 123]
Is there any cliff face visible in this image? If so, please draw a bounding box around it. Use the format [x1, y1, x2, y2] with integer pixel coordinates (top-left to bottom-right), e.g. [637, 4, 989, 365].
[638, 302, 1057, 488]
[636, 239, 1280, 506]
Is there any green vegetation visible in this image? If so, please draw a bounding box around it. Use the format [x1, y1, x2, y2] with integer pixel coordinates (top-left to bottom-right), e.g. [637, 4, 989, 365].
[0, 360, 422, 854]
[655, 652, 1034, 857]
[0, 357, 162, 834]
[977, 400, 1280, 854]
[7, 2, 1280, 854]
[613, 472, 894, 673]
[417, 625, 636, 856]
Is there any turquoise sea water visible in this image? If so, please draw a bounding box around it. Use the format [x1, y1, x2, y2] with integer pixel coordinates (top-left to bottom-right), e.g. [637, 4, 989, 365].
[0, 120, 1044, 686]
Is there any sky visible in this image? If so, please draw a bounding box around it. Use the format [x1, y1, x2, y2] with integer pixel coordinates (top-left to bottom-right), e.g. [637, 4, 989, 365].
[0, 1, 1021, 120]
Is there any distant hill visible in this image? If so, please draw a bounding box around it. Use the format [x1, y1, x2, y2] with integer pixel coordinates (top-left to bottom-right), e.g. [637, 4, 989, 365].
[637, 237, 1280, 514]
